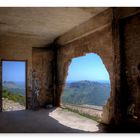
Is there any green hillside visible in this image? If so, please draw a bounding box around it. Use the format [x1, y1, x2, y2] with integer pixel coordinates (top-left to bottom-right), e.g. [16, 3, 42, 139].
[61, 80, 110, 106]
[3, 81, 25, 95]
[2, 88, 25, 106]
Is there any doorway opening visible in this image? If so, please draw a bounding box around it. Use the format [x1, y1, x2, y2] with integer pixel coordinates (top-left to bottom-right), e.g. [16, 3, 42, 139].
[61, 53, 111, 121]
[2, 60, 27, 111]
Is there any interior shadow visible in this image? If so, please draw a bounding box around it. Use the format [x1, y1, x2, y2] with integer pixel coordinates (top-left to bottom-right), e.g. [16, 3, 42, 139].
[94, 121, 140, 133]
[0, 107, 93, 133]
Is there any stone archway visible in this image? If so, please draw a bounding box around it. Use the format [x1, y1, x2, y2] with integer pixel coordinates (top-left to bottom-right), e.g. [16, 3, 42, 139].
[55, 25, 115, 124]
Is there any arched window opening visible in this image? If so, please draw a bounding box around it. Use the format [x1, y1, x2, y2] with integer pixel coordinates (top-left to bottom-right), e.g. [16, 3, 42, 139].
[61, 53, 111, 121]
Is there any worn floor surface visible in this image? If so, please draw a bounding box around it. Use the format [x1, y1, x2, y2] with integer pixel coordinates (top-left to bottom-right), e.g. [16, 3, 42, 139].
[0, 107, 104, 133]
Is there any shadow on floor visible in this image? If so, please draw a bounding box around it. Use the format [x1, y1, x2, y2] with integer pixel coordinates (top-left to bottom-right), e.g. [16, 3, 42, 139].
[94, 121, 140, 133]
[0, 108, 94, 133]
[2, 107, 140, 133]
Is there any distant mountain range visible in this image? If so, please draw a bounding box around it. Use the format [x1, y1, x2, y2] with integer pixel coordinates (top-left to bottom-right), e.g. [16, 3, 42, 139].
[3, 80, 110, 106]
[61, 80, 110, 106]
[3, 81, 25, 95]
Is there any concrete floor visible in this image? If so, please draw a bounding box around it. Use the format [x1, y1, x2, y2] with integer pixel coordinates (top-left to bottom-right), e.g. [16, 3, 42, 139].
[1, 107, 139, 133]
[0, 107, 103, 133]
[49, 108, 100, 132]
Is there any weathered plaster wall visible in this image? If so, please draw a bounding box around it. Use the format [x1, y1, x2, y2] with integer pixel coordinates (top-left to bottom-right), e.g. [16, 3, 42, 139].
[55, 24, 114, 124]
[0, 34, 47, 109]
[0, 35, 32, 109]
[120, 12, 140, 119]
[110, 8, 140, 125]
[0, 34, 55, 110]
[32, 48, 54, 109]
[55, 8, 140, 125]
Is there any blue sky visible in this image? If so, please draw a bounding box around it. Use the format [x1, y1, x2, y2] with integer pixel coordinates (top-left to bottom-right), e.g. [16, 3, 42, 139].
[2, 61, 25, 82]
[2, 53, 110, 83]
[66, 53, 110, 82]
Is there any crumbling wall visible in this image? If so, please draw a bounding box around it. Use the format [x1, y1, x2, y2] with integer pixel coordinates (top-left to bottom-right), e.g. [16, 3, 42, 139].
[32, 48, 54, 109]
[0, 34, 48, 109]
[120, 12, 140, 120]
[110, 8, 140, 125]
[55, 24, 115, 124]
[0, 34, 55, 110]
[0, 35, 33, 109]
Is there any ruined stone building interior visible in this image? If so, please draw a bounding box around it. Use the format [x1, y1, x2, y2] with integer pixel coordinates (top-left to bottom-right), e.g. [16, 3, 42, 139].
[0, 7, 140, 133]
